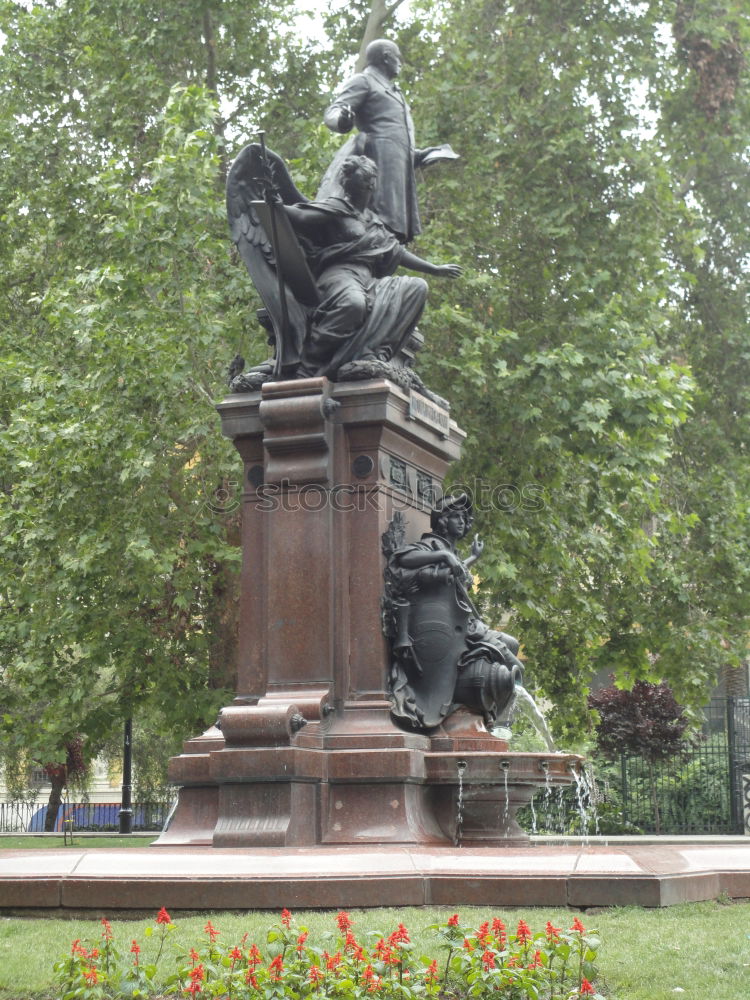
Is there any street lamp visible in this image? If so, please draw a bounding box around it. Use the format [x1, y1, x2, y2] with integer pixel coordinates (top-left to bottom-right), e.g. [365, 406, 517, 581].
[119, 718, 133, 834]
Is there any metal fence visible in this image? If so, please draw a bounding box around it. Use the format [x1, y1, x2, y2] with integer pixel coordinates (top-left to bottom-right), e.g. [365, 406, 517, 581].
[528, 698, 750, 837]
[0, 800, 172, 833]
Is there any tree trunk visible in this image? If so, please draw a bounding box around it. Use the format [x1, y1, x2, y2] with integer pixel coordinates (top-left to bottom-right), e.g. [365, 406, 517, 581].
[44, 767, 66, 832]
[355, 0, 408, 71]
[202, 2, 227, 180]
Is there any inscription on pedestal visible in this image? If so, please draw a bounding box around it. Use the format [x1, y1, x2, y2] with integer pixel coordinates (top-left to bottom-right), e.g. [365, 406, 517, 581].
[408, 390, 450, 438]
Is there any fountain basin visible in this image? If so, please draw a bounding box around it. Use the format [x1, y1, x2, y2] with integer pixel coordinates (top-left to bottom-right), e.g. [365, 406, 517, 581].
[425, 751, 584, 846]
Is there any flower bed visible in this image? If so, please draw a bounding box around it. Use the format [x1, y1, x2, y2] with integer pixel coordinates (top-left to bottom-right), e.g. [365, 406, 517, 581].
[54, 908, 604, 999]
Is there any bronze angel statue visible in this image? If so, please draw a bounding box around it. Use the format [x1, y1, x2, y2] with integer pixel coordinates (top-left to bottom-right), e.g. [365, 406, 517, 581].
[226, 138, 460, 392]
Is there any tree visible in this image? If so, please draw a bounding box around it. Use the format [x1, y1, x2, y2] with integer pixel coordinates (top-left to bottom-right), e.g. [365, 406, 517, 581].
[1, 0, 749, 771]
[0, 0, 332, 779]
[369, 0, 750, 735]
[588, 680, 692, 831]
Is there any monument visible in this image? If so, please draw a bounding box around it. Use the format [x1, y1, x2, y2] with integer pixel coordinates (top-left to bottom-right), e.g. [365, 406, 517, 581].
[157, 41, 580, 850]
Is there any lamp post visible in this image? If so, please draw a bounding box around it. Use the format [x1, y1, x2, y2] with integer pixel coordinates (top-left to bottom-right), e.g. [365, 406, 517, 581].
[119, 717, 133, 834]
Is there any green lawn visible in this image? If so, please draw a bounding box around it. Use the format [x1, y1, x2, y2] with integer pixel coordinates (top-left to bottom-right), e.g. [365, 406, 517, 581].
[0, 836, 156, 849]
[0, 900, 748, 999]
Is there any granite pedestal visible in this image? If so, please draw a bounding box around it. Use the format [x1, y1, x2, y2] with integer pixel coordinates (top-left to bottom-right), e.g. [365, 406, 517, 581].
[158, 377, 578, 849]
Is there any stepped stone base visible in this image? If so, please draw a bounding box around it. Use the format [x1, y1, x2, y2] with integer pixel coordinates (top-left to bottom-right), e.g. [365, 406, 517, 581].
[2, 842, 750, 911]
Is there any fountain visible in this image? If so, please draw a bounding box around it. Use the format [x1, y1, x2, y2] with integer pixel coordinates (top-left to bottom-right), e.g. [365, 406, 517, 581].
[5, 40, 750, 919]
[157, 376, 582, 849]
[156, 49, 581, 850]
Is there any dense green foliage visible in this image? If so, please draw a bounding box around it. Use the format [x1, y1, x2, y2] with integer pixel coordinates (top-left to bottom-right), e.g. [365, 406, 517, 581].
[1, 0, 749, 771]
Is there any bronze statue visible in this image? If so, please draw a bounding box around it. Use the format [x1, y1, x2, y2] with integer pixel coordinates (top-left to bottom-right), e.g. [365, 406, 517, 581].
[318, 39, 458, 244]
[226, 142, 460, 389]
[285, 156, 460, 377]
[382, 495, 524, 730]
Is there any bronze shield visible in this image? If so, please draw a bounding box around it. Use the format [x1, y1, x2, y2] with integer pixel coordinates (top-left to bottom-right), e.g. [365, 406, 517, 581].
[406, 588, 471, 728]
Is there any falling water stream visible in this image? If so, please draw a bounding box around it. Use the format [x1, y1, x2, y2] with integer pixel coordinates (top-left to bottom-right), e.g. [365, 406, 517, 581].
[512, 686, 558, 752]
[454, 760, 466, 847]
[501, 761, 510, 837]
[494, 686, 602, 839]
[448, 687, 601, 845]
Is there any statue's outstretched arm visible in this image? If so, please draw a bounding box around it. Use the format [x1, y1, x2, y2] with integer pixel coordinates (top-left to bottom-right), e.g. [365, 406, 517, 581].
[399, 248, 462, 279]
[397, 548, 462, 572]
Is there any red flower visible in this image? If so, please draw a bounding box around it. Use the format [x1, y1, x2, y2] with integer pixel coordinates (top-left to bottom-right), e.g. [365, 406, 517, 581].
[204, 920, 219, 942]
[185, 983, 201, 996]
[571, 917, 586, 934]
[324, 950, 342, 971]
[296, 932, 309, 953]
[477, 921, 490, 940]
[389, 923, 410, 945]
[90, 948, 100, 959]
[447, 914, 460, 926]
[463, 937, 474, 952]
[70, 939, 83, 956]
[363, 964, 381, 992]
[189, 948, 200, 965]
[528, 949, 543, 969]
[336, 910, 352, 933]
[245, 970, 259, 988]
[516, 919, 532, 943]
[131, 939, 140, 965]
[189, 964, 205, 983]
[248, 944, 262, 968]
[230, 946, 243, 963]
[156, 906, 172, 925]
[580, 978, 595, 995]
[280, 908, 292, 928]
[481, 949, 495, 970]
[425, 959, 439, 984]
[545, 921, 561, 941]
[100, 918, 114, 941]
[269, 954, 284, 981]
[83, 967, 99, 986]
[309, 965, 325, 984]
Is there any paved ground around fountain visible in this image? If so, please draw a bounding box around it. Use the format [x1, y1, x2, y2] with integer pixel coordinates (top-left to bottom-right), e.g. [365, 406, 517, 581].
[2, 841, 750, 911]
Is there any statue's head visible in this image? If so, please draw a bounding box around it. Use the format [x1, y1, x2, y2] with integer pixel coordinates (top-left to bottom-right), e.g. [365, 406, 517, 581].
[366, 39, 402, 79]
[339, 155, 378, 200]
[430, 493, 473, 540]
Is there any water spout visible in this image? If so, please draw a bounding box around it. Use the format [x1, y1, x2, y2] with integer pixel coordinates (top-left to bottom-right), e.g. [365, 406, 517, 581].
[513, 686, 558, 752]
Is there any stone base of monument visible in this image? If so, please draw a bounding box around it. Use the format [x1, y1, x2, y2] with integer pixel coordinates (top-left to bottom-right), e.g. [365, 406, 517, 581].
[157, 377, 581, 850]
[159, 714, 582, 848]
[4, 842, 750, 911]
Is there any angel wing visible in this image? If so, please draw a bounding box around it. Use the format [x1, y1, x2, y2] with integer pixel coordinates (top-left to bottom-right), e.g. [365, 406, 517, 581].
[226, 143, 319, 377]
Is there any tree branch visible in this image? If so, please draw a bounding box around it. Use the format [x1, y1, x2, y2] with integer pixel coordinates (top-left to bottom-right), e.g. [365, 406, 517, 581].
[355, 0, 408, 72]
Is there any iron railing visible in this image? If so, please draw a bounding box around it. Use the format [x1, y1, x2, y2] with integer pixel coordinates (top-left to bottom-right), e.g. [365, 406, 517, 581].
[527, 698, 750, 837]
[0, 799, 172, 833]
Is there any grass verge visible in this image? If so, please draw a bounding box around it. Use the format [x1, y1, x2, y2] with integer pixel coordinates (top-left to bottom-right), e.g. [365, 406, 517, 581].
[0, 900, 748, 1000]
[0, 836, 156, 849]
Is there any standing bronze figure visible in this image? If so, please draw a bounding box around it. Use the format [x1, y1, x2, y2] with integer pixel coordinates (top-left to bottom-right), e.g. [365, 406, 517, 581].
[318, 39, 457, 244]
